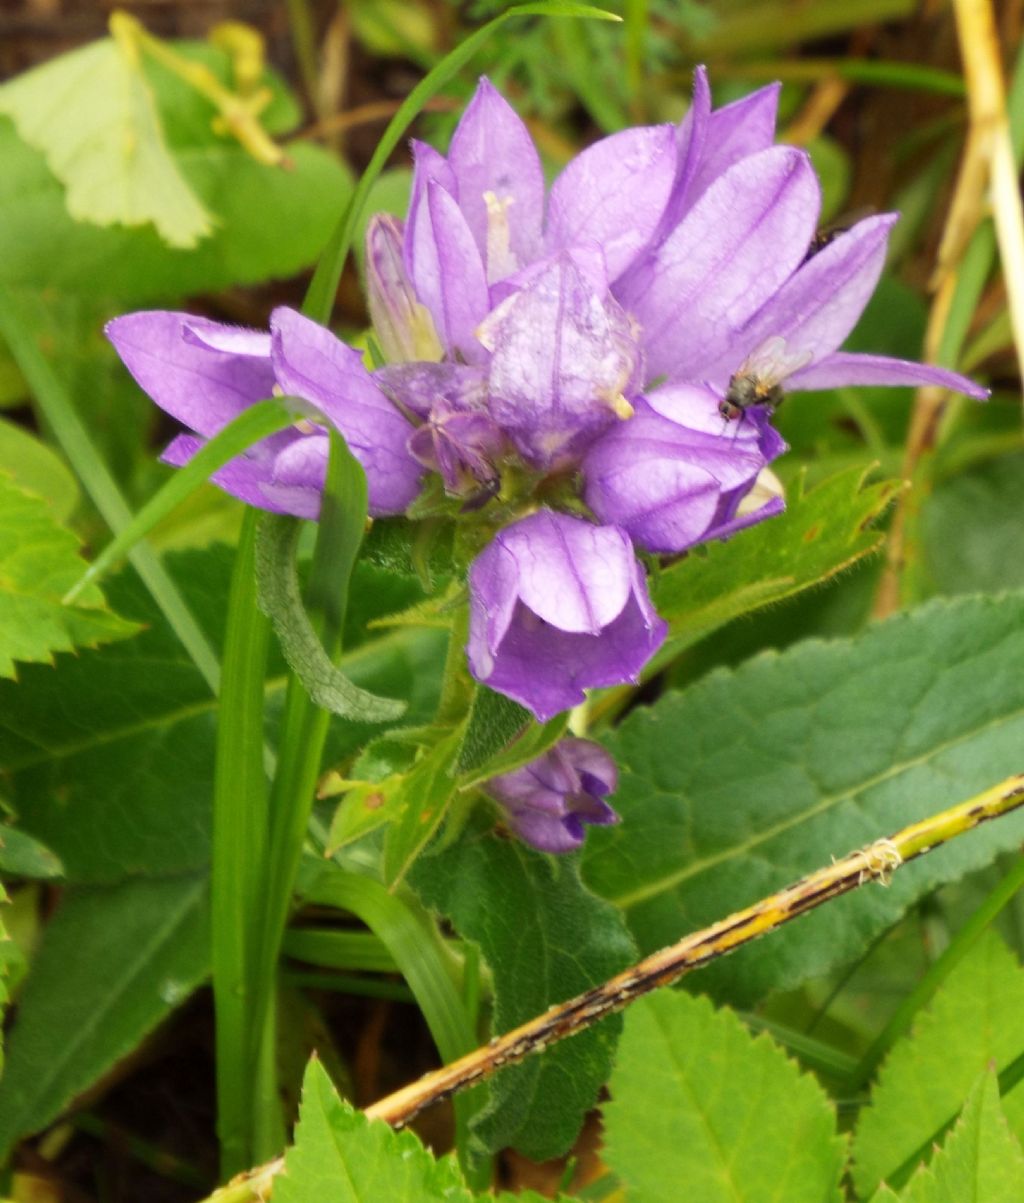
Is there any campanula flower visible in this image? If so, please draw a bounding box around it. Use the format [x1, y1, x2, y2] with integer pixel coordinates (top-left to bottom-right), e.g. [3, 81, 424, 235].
[106, 307, 423, 519]
[466, 509, 667, 722]
[583, 385, 785, 554]
[483, 738, 619, 854]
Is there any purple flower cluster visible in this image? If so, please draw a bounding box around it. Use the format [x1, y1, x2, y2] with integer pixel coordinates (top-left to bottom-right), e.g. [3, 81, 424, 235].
[107, 72, 985, 851]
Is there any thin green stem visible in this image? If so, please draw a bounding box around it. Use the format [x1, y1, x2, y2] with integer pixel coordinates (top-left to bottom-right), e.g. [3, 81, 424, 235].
[212, 509, 272, 1177]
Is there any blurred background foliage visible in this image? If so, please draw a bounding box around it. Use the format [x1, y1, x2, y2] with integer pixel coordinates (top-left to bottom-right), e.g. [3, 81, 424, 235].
[0, 0, 1022, 1198]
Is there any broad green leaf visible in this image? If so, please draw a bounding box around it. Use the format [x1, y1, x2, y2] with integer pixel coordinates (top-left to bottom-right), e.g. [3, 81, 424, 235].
[584, 593, 1024, 1005]
[0, 827, 63, 879]
[255, 514, 406, 723]
[275, 1058, 473, 1203]
[852, 931, 1024, 1197]
[410, 816, 636, 1160]
[923, 452, 1024, 596]
[0, 547, 445, 883]
[650, 466, 899, 668]
[0, 873, 209, 1157]
[887, 1070, 1024, 1203]
[0, 120, 350, 304]
[0, 38, 211, 248]
[0, 418, 78, 521]
[0, 475, 138, 678]
[603, 990, 846, 1203]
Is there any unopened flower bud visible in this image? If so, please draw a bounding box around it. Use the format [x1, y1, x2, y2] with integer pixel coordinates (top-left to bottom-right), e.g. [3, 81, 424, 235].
[365, 214, 443, 364]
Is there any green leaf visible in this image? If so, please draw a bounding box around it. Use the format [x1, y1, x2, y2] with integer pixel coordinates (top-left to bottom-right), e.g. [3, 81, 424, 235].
[0, 873, 209, 1158]
[0, 826, 63, 879]
[382, 730, 462, 886]
[650, 466, 899, 668]
[275, 1058, 473, 1203]
[852, 931, 1024, 1197]
[0, 418, 78, 521]
[255, 514, 406, 723]
[922, 452, 1024, 596]
[410, 817, 636, 1160]
[0, 38, 211, 248]
[888, 1070, 1024, 1203]
[603, 990, 846, 1203]
[454, 685, 571, 788]
[583, 593, 1024, 1005]
[0, 547, 444, 884]
[0, 120, 350, 303]
[0, 474, 138, 678]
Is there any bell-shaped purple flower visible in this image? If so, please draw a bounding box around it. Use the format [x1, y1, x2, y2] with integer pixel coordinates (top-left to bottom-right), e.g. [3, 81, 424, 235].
[407, 400, 505, 495]
[583, 385, 785, 553]
[106, 307, 424, 520]
[467, 509, 667, 721]
[478, 254, 643, 468]
[483, 737, 619, 854]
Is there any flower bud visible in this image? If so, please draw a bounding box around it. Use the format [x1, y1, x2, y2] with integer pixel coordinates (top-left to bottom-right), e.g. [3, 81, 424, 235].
[365, 214, 443, 364]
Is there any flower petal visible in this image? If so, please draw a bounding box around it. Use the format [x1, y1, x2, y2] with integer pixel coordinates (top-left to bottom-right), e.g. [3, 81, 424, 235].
[721, 213, 899, 381]
[546, 123, 677, 281]
[161, 432, 297, 514]
[447, 77, 545, 274]
[617, 146, 820, 380]
[270, 307, 423, 515]
[499, 510, 635, 633]
[260, 435, 328, 520]
[786, 350, 990, 399]
[106, 311, 276, 437]
[423, 180, 490, 359]
[651, 65, 711, 245]
[482, 255, 642, 466]
[689, 82, 781, 206]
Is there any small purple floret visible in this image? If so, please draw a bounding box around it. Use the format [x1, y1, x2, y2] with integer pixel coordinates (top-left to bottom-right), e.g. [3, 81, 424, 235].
[466, 509, 667, 722]
[483, 737, 619, 853]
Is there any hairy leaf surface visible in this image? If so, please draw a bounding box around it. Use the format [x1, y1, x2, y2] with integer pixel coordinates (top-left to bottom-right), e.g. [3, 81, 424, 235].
[585, 594, 1024, 1003]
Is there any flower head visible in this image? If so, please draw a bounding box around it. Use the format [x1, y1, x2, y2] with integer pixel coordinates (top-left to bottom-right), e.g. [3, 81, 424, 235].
[106, 307, 424, 519]
[467, 509, 667, 722]
[483, 737, 619, 853]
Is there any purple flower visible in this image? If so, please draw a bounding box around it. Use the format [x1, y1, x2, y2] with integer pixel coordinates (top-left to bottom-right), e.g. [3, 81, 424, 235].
[583, 386, 786, 553]
[477, 253, 643, 467]
[365, 213, 443, 364]
[106, 307, 424, 519]
[483, 738, 619, 854]
[467, 509, 667, 721]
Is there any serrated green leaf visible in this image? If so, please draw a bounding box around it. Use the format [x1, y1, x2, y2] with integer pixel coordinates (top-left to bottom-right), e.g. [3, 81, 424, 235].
[0, 826, 63, 879]
[852, 931, 1024, 1197]
[651, 466, 898, 667]
[0, 38, 211, 248]
[275, 1058, 473, 1203]
[0, 474, 138, 678]
[603, 990, 846, 1203]
[255, 514, 405, 724]
[0, 547, 445, 884]
[410, 817, 636, 1160]
[888, 1069, 1024, 1203]
[0, 418, 78, 521]
[584, 593, 1024, 1005]
[0, 873, 209, 1157]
